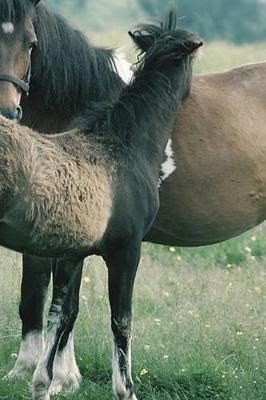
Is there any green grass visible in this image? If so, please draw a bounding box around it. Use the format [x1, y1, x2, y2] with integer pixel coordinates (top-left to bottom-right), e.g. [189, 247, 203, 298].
[2, 224, 266, 399]
[2, 41, 266, 399]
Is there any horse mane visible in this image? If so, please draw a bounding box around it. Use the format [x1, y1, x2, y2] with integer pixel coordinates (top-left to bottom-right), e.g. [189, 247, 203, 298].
[30, 4, 124, 114]
[0, 0, 32, 23]
[73, 10, 201, 148]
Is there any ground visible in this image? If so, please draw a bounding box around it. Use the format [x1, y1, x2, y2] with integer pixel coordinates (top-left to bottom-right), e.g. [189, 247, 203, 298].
[1, 223, 266, 399]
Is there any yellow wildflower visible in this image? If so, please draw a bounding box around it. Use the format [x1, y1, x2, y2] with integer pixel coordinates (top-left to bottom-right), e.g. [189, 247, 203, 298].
[140, 368, 149, 376]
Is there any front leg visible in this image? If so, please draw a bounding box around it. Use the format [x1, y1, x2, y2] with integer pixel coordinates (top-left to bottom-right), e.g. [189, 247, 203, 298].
[4, 255, 52, 381]
[104, 242, 141, 400]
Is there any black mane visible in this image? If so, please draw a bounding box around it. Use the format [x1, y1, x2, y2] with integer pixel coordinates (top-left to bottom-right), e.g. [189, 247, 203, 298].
[0, 0, 32, 23]
[74, 10, 201, 152]
[17, 3, 124, 122]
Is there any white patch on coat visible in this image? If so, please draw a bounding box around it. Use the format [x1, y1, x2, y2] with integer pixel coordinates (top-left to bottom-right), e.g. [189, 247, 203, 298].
[112, 51, 133, 84]
[3, 332, 44, 380]
[158, 139, 176, 187]
[2, 22, 14, 34]
[49, 333, 82, 396]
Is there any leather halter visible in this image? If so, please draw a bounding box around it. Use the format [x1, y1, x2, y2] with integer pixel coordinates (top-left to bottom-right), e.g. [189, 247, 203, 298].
[0, 62, 31, 95]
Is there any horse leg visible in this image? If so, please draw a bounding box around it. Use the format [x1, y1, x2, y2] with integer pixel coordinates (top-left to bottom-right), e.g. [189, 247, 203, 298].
[104, 242, 140, 400]
[32, 258, 83, 400]
[4, 255, 52, 380]
[49, 258, 83, 396]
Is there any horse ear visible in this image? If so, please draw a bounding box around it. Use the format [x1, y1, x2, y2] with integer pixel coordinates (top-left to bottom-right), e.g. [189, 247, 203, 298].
[184, 41, 203, 56]
[191, 41, 203, 52]
[32, 0, 41, 5]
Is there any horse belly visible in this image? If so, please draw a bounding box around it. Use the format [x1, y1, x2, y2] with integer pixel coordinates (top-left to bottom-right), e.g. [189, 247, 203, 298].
[22, 162, 113, 258]
[148, 171, 266, 247]
[146, 89, 266, 247]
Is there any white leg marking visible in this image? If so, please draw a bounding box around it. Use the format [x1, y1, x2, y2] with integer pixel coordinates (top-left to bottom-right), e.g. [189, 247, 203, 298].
[32, 308, 62, 400]
[49, 333, 82, 396]
[2, 22, 14, 34]
[112, 346, 132, 399]
[158, 138, 176, 187]
[32, 333, 55, 400]
[3, 332, 44, 380]
[112, 318, 137, 400]
[112, 51, 133, 84]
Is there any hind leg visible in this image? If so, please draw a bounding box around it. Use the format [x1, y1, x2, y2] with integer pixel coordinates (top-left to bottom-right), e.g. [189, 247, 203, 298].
[4, 255, 52, 380]
[49, 258, 83, 396]
[32, 258, 83, 400]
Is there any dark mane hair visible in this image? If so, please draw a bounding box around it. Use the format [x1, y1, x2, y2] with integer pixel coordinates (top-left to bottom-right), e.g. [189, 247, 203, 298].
[30, 4, 124, 115]
[0, 0, 33, 23]
[74, 10, 200, 150]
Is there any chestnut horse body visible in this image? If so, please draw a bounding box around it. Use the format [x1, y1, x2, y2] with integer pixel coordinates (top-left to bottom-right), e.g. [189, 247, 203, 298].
[147, 61, 266, 246]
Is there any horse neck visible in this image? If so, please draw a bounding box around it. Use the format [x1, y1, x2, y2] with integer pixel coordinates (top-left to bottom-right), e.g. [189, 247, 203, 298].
[22, 4, 124, 133]
[111, 61, 191, 170]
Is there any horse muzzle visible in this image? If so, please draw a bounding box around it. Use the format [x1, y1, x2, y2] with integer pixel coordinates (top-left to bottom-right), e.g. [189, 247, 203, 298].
[0, 105, 23, 122]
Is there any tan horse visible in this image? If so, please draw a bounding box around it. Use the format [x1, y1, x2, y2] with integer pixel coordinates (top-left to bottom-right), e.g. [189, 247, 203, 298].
[146, 61, 266, 247]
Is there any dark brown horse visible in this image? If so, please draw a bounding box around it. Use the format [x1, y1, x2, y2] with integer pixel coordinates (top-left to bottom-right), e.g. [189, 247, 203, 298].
[2, 0, 266, 398]
[0, 0, 129, 392]
[0, 14, 200, 400]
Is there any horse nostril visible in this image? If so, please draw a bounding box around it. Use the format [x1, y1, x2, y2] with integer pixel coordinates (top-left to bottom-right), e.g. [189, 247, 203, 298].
[0, 106, 23, 122]
[14, 106, 23, 122]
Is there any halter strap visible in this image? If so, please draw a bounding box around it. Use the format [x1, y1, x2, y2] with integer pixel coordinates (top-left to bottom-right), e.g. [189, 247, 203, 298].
[0, 63, 31, 95]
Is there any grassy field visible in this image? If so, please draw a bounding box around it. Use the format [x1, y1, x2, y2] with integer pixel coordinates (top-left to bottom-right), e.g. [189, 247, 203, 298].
[2, 42, 266, 399]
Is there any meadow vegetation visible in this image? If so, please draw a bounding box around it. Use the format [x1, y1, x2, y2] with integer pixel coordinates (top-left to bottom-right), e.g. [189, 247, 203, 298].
[1, 42, 266, 399]
[47, 0, 266, 44]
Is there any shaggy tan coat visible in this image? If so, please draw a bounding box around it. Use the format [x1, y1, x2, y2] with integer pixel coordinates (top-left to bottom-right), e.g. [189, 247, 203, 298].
[0, 116, 113, 256]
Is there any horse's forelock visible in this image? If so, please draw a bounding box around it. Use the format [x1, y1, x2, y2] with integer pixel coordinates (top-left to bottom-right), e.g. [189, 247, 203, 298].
[0, 0, 33, 24]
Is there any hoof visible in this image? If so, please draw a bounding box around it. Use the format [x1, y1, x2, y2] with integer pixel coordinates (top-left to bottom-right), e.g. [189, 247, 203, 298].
[48, 372, 81, 397]
[3, 364, 32, 381]
[114, 385, 138, 400]
[4, 333, 44, 381]
[48, 380, 62, 397]
[49, 333, 82, 396]
[32, 368, 51, 400]
[116, 393, 138, 400]
[32, 381, 51, 400]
